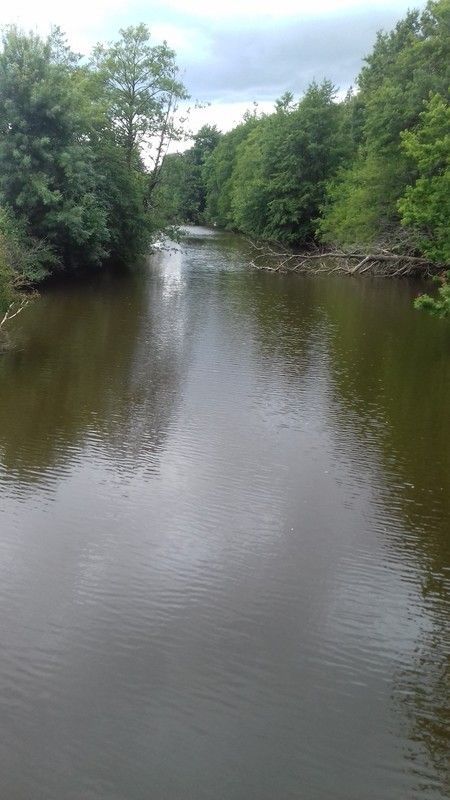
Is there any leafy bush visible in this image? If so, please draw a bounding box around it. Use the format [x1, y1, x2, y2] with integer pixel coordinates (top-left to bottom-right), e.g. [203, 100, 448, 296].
[398, 94, 450, 262]
[414, 271, 450, 317]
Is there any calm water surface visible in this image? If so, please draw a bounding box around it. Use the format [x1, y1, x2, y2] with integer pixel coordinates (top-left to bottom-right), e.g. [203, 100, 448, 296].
[0, 227, 449, 800]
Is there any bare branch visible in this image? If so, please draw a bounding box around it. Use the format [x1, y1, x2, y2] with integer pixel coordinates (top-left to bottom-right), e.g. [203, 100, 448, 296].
[0, 298, 30, 329]
[246, 240, 446, 278]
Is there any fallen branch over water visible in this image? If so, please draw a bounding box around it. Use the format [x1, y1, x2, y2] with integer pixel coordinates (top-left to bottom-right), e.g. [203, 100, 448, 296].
[0, 298, 30, 330]
[248, 241, 445, 278]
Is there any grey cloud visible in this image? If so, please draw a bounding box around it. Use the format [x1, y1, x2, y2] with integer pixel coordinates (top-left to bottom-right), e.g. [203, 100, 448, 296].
[179, 10, 403, 101]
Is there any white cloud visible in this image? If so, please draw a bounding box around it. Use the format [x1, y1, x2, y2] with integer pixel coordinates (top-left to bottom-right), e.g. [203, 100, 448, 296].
[148, 0, 412, 21]
[0, 0, 419, 52]
[150, 23, 210, 62]
[185, 100, 273, 135]
[1, 0, 125, 53]
[1, 0, 425, 135]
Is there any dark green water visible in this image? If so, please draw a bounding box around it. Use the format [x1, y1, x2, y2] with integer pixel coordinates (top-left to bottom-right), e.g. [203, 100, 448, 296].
[0, 227, 449, 800]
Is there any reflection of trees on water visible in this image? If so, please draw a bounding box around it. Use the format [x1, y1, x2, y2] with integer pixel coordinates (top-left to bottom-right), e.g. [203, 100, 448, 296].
[238, 270, 450, 794]
[321, 277, 450, 541]
[1, 231, 448, 790]
[395, 600, 449, 797]
[0, 266, 195, 489]
[239, 270, 449, 579]
[225, 270, 323, 382]
[321, 279, 449, 792]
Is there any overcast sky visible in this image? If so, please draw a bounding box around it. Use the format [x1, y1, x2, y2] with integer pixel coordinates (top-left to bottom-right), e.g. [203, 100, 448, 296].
[2, 0, 426, 133]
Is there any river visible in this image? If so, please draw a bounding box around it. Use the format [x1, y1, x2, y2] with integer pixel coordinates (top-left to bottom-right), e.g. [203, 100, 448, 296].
[0, 226, 449, 799]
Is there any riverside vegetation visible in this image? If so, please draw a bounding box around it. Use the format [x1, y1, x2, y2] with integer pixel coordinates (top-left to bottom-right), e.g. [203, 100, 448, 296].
[156, 0, 450, 316]
[0, 2, 449, 323]
[0, 23, 187, 328]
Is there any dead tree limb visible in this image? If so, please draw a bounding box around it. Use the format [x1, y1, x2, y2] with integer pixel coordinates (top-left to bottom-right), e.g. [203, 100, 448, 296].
[246, 239, 445, 278]
[0, 298, 30, 330]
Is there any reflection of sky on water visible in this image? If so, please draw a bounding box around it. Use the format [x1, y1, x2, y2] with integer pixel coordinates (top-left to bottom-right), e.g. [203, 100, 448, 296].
[0, 227, 448, 800]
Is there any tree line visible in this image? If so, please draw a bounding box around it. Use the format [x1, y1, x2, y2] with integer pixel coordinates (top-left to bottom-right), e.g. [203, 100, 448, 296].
[0, 23, 187, 323]
[157, 0, 449, 312]
[1, 2, 448, 323]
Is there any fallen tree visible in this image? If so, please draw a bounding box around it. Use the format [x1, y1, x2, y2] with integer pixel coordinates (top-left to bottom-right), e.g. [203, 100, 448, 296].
[248, 241, 446, 278]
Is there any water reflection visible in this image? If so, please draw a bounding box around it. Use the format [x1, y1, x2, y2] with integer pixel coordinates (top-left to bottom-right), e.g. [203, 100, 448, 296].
[318, 278, 450, 797]
[235, 269, 450, 796]
[0, 265, 194, 492]
[0, 228, 448, 800]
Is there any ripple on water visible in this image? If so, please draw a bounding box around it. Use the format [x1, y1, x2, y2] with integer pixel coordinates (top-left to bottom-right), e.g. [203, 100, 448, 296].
[0, 229, 448, 800]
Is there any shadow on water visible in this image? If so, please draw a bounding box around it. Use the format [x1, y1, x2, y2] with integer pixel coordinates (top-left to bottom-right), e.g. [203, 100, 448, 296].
[317, 277, 450, 797]
[233, 267, 450, 796]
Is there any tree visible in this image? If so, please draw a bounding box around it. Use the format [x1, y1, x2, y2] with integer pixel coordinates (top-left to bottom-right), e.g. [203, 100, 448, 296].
[0, 213, 20, 316]
[0, 27, 110, 271]
[0, 24, 176, 274]
[229, 117, 270, 238]
[231, 82, 348, 245]
[152, 125, 221, 225]
[188, 125, 222, 219]
[92, 24, 187, 172]
[151, 153, 190, 225]
[0, 207, 46, 332]
[319, 0, 450, 248]
[398, 93, 450, 263]
[203, 115, 261, 228]
[414, 271, 450, 317]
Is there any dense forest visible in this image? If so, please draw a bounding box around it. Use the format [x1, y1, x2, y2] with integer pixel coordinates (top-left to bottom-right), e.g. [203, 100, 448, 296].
[156, 0, 449, 313]
[0, 24, 186, 323]
[0, 1, 449, 323]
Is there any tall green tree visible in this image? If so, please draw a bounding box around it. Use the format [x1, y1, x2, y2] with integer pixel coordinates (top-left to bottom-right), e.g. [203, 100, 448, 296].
[398, 93, 450, 262]
[319, 0, 450, 247]
[203, 114, 261, 228]
[0, 25, 180, 274]
[0, 27, 109, 271]
[186, 125, 222, 221]
[151, 126, 221, 225]
[231, 81, 348, 245]
[92, 24, 187, 172]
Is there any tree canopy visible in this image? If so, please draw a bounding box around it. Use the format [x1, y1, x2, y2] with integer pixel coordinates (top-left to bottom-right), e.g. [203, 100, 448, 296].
[0, 23, 187, 312]
[158, 0, 449, 273]
[0, 3, 448, 321]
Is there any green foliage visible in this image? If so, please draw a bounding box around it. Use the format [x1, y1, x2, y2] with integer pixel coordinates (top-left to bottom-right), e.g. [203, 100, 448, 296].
[0, 206, 47, 316]
[203, 115, 260, 228]
[319, 0, 450, 248]
[94, 137, 151, 264]
[0, 250, 17, 314]
[154, 125, 221, 225]
[186, 125, 222, 221]
[318, 153, 400, 246]
[398, 94, 450, 262]
[0, 206, 52, 284]
[0, 27, 110, 270]
[92, 24, 187, 171]
[203, 84, 349, 246]
[414, 271, 450, 317]
[152, 153, 190, 225]
[230, 81, 347, 245]
[0, 24, 187, 282]
[229, 117, 270, 237]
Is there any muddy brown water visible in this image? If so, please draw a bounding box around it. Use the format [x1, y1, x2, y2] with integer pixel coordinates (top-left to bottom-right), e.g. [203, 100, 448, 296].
[0, 227, 449, 799]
